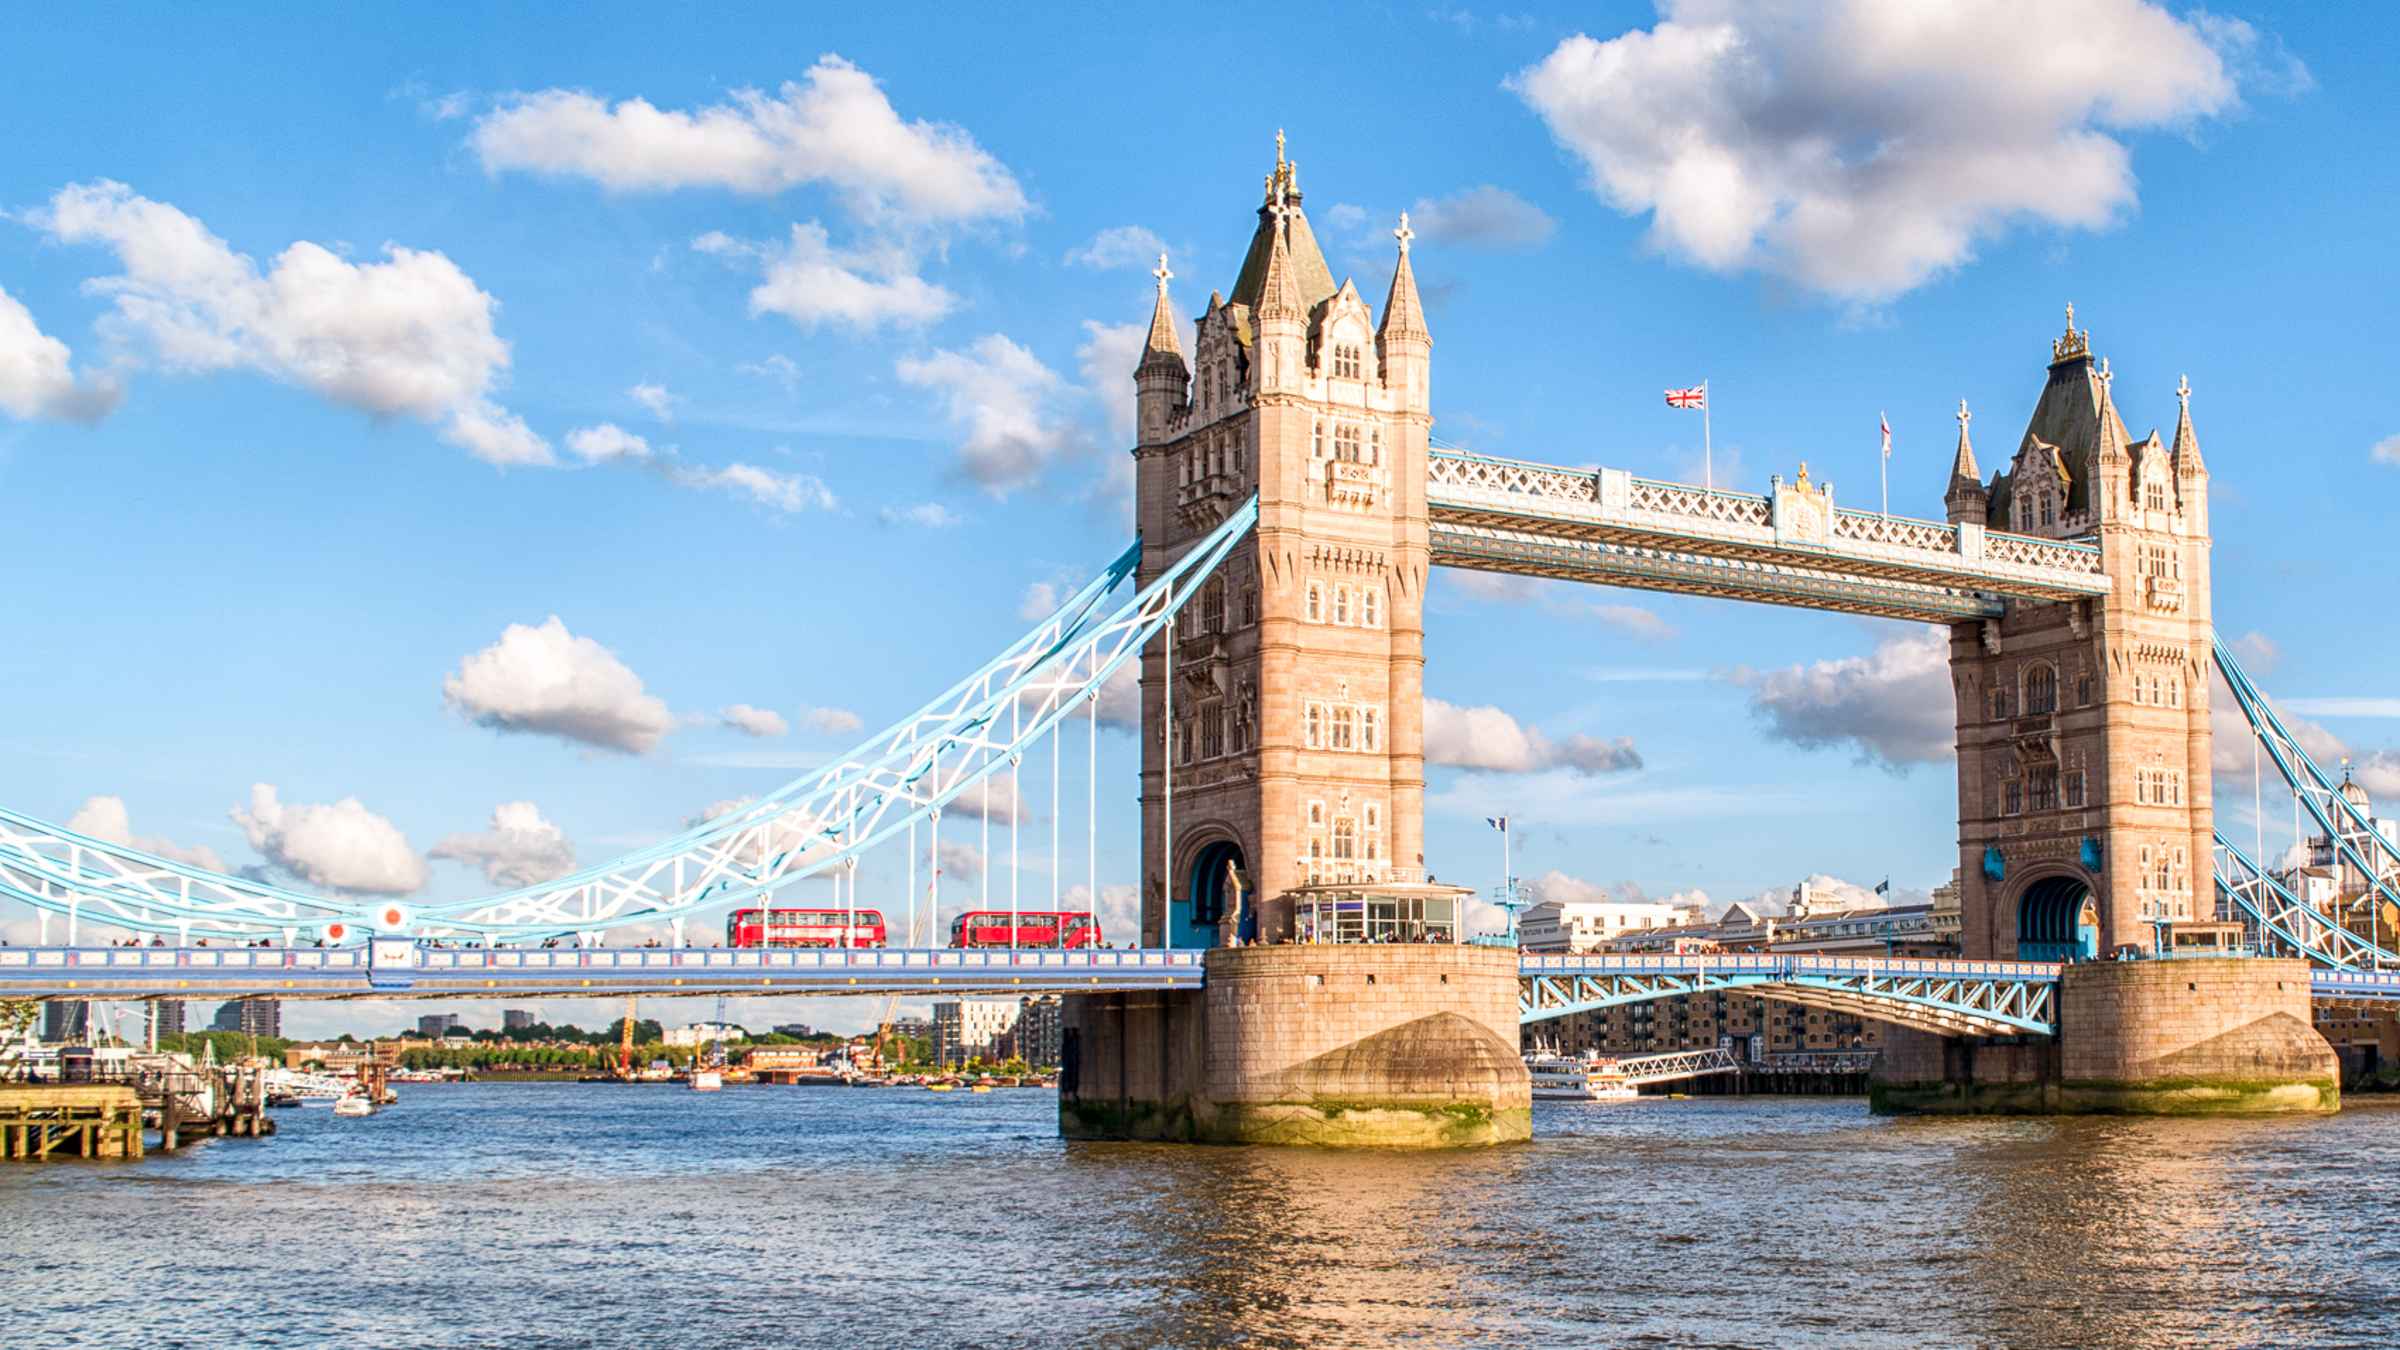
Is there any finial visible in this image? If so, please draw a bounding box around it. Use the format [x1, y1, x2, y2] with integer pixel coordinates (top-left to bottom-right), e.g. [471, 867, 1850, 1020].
[1957, 397, 1971, 429]
[1153, 251, 1172, 293]
[2176, 374, 2191, 411]
[1276, 128, 1286, 169]
[1796, 460, 1812, 490]
[2064, 300, 2075, 332]
[2098, 356, 2112, 388]
[2049, 301, 2091, 363]
[1394, 211, 1415, 253]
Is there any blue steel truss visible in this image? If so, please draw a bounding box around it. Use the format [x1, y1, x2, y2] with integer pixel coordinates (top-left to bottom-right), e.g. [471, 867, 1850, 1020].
[1518, 953, 2061, 1037]
[2211, 639, 2400, 970]
[0, 499, 1261, 943]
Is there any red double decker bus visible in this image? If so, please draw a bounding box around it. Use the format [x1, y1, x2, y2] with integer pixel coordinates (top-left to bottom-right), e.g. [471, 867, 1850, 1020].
[727, 907, 887, 949]
[949, 910, 1103, 950]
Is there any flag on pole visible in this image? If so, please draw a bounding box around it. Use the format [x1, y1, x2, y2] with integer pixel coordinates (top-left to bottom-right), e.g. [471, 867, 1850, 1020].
[1874, 878, 1891, 896]
[1486, 816, 1508, 833]
[1880, 412, 1892, 461]
[1665, 386, 1707, 409]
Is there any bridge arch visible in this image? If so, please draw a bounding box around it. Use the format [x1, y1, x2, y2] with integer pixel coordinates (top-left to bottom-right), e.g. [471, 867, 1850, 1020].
[2011, 871, 2099, 963]
[1174, 829, 1249, 947]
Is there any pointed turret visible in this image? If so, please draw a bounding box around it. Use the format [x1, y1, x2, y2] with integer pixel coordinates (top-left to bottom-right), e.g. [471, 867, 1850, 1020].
[1133, 252, 1187, 447]
[2092, 357, 2130, 468]
[2171, 374, 2205, 477]
[1254, 204, 1304, 322]
[1945, 398, 1987, 525]
[1377, 212, 1430, 412]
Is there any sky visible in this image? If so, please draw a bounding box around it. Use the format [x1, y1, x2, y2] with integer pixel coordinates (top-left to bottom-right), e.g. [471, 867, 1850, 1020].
[3, 2, 2394, 1038]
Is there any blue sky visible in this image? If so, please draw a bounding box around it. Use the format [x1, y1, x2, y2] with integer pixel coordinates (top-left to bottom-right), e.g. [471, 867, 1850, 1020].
[4, 3, 2394, 1036]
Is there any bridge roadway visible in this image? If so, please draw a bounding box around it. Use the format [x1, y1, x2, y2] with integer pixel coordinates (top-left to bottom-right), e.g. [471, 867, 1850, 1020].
[8, 945, 2398, 1032]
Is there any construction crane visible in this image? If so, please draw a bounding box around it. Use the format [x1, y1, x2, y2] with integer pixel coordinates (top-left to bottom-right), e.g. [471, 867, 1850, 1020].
[618, 996, 636, 1081]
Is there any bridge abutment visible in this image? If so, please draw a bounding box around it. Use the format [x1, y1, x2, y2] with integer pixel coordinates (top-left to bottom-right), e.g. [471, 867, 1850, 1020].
[1872, 957, 2337, 1115]
[1061, 945, 1530, 1147]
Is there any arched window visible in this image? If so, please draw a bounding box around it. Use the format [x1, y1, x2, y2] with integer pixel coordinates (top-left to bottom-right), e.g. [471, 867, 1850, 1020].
[1369, 426, 1381, 466]
[1333, 587, 1351, 625]
[1332, 706, 1355, 750]
[2039, 495, 2054, 527]
[1362, 707, 1380, 753]
[1333, 817, 1357, 860]
[1311, 419, 1324, 458]
[1241, 586, 1258, 627]
[2025, 664, 2057, 715]
[1362, 589, 1381, 628]
[1306, 583, 1323, 623]
[1305, 703, 1323, 749]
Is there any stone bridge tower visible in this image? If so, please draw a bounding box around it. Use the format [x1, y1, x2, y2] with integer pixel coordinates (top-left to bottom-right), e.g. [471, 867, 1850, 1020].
[1130, 137, 1431, 947]
[1945, 308, 2216, 960]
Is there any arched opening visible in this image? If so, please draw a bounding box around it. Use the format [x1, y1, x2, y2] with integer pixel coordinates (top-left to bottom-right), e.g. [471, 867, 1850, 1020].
[1184, 839, 1250, 946]
[2017, 875, 2099, 963]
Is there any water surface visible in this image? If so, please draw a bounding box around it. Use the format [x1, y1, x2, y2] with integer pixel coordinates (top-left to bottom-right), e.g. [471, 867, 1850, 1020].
[4, 1085, 2395, 1348]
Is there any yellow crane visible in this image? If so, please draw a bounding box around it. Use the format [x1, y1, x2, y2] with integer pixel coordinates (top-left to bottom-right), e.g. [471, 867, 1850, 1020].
[618, 996, 636, 1081]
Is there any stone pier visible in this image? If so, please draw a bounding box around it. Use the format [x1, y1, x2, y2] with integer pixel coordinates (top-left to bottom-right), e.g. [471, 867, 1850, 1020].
[1061, 944, 1530, 1147]
[1873, 957, 2338, 1115]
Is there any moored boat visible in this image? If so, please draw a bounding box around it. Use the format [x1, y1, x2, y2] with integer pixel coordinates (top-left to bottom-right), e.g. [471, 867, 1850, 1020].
[1525, 1051, 1642, 1102]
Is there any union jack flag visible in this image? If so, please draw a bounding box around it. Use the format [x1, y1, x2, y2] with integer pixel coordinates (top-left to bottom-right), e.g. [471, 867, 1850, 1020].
[1665, 385, 1706, 409]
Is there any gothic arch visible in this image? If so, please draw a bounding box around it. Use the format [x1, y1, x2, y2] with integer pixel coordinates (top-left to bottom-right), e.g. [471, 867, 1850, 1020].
[2008, 866, 2100, 963]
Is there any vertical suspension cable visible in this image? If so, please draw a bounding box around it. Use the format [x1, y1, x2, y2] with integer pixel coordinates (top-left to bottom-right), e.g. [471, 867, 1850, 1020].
[1163, 612, 1175, 952]
[1089, 663, 1098, 945]
[1051, 711, 1062, 916]
[929, 807, 943, 950]
[981, 773, 991, 920]
[1010, 699, 1022, 952]
[907, 816, 917, 948]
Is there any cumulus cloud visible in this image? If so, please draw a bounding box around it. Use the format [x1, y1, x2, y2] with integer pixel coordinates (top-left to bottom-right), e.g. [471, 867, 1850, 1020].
[1408, 185, 1557, 250]
[740, 352, 802, 393]
[628, 381, 677, 421]
[720, 704, 790, 738]
[443, 616, 677, 754]
[2209, 670, 2348, 783]
[1738, 872, 1919, 916]
[1017, 580, 1063, 622]
[2355, 752, 2400, 802]
[233, 784, 427, 895]
[1063, 225, 1167, 270]
[929, 769, 1030, 825]
[0, 283, 121, 421]
[1735, 626, 1953, 770]
[1423, 696, 1643, 774]
[564, 422, 652, 463]
[696, 223, 955, 331]
[1062, 882, 1142, 943]
[937, 839, 984, 880]
[801, 706, 865, 737]
[2373, 435, 2400, 466]
[470, 56, 1028, 223]
[879, 501, 961, 528]
[1588, 602, 1676, 640]
[897, 333, 1080, 495]
[64, 795, 227, 872]
[690, 796, 838, 867]
[1094, 661, 1141, 732]
[428, 801, 577, 888]
[33, 180, 544, 463]
[1512, 1, 2260, 302]
[665, 460, 836, 513]
[1075, 319, 1144, 449]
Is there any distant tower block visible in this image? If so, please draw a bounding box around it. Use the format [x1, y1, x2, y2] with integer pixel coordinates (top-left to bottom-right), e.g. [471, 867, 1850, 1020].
[1947, 307, 2214, 961]
[1131, 134, 1431, 948]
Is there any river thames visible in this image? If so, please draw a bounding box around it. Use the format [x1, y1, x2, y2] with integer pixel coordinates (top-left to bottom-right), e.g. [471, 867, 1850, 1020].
[4, 1086, 2396, 1348]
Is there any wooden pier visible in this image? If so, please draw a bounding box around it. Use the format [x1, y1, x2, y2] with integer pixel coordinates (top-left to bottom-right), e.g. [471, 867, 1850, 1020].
[0, 1060, 275, 1161]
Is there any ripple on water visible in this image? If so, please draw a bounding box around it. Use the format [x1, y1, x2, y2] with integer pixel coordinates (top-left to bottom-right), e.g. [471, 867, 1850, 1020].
[3, 1088, 2399, 1349]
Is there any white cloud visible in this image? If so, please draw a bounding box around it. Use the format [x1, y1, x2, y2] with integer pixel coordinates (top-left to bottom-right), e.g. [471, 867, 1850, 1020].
[470, 56, 1028, 223]
[801, 706, 864, 737]
[666, 460, 837, 513]
[720, 704, 790, 738]
[628, 381, 677, 422]
[1423, 696, 1643, 774]
[233, 783, 427, 895]
[1017, 580, 1062, 622]
[1512, 1, 2254, 302]
[0, 283, 121, 421]
[443, 616, 676, 754]
[64, 795, 227, 872]
[2229, 630, 2281, 676]
[2284, 699, 2400, 719]
[2373, 435, 2400, 466]
[1588, 602, 1676, 640]
[1061, 882, 1141, 944]
[428, 801, 577, 888]
[879, 501, 962, 528]
[2209, 671, 2348, 782]
[739, 353, 802, 393]
[697, 223, 955, 331]
[2355, 752, 2400, 802]
[1076, 319, 1144, 450]
[897, 333, 1080, 495]
[564, 422, 652, 463]
[690, 796, 839, 868]
[1094, 661, 1141, 733]
[1408, 185, 1557, 250]
[1735, 626, 1953, 769]
[932, 770, 1030, 825]
[34, 180, 544, 463]
[937, 839, 984, 880]
[1063, 226, 1166, 270]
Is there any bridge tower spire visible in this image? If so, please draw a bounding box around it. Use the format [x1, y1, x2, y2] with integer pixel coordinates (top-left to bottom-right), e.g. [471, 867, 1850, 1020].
[1947, 306, 2215, 961]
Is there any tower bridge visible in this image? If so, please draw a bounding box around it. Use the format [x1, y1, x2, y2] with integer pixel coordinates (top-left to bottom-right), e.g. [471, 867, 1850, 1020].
[5, 137, 2395, 1140]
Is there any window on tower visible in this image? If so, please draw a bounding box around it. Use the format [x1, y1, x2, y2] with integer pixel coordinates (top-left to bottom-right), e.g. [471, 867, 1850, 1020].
[2026, 664, 2057, 715]
[1333, 345, 1361, 379]
[1333, 587, 1351, 626]
[1334, 423, 1362, 462]
[1311, 418, 1324, 458]
[1362, 588, 1381, 628]
[1306, 583, 1323, 623]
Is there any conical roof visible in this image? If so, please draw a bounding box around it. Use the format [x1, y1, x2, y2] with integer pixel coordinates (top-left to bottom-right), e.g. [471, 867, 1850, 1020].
[1229, 138, 1337, 317]
[2171, 375, 2204, 474]
[1136, 253, 1186, 374]
[1378, 213, 1429, 343]
[1948, 398, 1982, 491]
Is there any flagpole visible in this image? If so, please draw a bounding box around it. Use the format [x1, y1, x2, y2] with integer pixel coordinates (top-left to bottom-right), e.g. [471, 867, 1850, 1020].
[1880, 410, 1889, 517]
[1702, 379, 1712, 492]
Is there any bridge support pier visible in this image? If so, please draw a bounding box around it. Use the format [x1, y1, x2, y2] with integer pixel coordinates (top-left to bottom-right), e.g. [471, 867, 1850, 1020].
[1060, 945, 1530, 1147]
[1872, 958, 2338, 1115]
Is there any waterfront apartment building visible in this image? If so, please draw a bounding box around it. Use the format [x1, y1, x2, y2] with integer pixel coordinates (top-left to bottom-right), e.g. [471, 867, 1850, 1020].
[41, 1001, 86, 1044]
[1518, 897, 1701, 953]
[146, 1000, 184, 1047]
[664, 1022, 745, 1048]
[209, 998, 281, 1039]
[933, 999, 1022, 1066]
[417, 1013, 462, 1038]
[1004, 997, 1063, 1067]
[503, 1009, 534, 1033]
